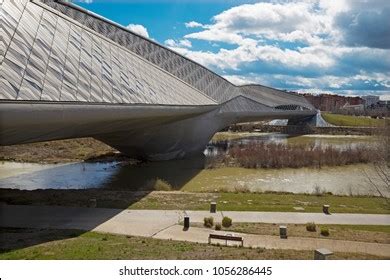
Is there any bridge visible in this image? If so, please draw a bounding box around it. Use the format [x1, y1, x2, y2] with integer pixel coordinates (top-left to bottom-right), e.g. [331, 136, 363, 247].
[1, 0, 316, 160]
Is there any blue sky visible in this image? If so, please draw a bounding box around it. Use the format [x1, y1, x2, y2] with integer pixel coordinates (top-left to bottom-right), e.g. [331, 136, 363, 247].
[75, 0, 390, 99]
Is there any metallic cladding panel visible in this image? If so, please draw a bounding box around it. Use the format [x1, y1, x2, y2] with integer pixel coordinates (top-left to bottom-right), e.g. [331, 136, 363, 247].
[40, 0, 240, 103]
[0, 0, 216, 106]
[39, 0, 314, 110]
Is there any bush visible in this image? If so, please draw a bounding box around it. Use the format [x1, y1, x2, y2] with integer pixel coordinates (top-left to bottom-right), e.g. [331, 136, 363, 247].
[306, 222, 317, 232]
[234, 186, 251, 193]
[215, 223, 222, 231]
[320, 227, 330, 236]
[153, 178, 172, 191]
[204, 217, 214, 228]
[222, 216, 232, 228]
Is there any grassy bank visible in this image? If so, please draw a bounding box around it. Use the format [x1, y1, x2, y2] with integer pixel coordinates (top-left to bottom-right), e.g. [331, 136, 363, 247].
[2, 189, 389, 214]
[189, 223, 390, 244]
[131, 192, 389, 214]
[0, 138, 118, 164]
[322, 113, 386, 127]
[0, 228, 384, 260]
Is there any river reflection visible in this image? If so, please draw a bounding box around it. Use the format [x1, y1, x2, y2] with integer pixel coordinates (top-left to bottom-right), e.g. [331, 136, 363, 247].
[0, 133, 384, 196]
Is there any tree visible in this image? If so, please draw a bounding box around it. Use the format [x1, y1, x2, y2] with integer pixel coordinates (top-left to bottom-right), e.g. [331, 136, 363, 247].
[364, 118, 390, 204]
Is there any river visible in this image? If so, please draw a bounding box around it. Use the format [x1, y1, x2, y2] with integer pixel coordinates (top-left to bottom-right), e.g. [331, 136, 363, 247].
[0, 133, 387, 197]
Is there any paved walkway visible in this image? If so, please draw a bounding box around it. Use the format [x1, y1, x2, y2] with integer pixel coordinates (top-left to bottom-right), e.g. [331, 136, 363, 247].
[1, 204, 390, 257]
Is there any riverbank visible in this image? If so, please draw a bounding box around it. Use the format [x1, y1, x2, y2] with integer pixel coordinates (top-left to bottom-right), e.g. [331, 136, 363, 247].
[1, 189, 388, 214]
[229, 123, 381, 135]
[0, 138, 137, 164]
[322, 113, 387, 127]
[207, 142, 375, 169]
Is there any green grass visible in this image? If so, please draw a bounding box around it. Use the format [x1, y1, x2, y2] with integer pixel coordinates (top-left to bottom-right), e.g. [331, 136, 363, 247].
[201, 223, 390, 244]
[327, 224, 390, 234]
[2, 188, 389, 214]
[0, 228, 385, 260]
[322, 113, 386, 127]
[129, 192, 390, 214]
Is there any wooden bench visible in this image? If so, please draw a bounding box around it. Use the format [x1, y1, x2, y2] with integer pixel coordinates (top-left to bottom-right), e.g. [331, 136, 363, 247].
[208, 234, 244, 246]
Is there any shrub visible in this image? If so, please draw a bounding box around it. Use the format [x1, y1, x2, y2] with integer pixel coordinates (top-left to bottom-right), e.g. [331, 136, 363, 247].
[320, 227, 330, 236]
[204, 217, 214, 228]
[222, 216, 232, 228]
[215, 223, 222, 231]
[306, 222, 317, 232]
[234, 185, 251, 193]
[153, 178, 172, 191]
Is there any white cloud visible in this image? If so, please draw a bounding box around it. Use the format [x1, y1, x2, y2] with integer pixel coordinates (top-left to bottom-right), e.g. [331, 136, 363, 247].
[185, 21, 204, 28]
[168, 42, 339, 71]
[126, 24, 149, 38]
[184, 1, 336, 46]
[223, 74, 267, 86]
[164, 39, 192, 48]
[171, 0, 390, 95]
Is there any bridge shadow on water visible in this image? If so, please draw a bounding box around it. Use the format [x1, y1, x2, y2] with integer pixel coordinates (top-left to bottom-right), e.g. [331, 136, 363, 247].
[0, 155, 208, 254]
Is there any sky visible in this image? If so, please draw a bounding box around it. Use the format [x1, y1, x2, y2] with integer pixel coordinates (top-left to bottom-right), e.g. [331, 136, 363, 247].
[74, 0, 390, 99]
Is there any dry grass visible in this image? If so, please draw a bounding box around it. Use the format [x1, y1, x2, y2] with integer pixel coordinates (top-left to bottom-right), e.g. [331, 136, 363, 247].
[221, 223, 390, 244]
[207, 142, 375, 169]
[1, 189, 389, 214]
[0, 228, 385, 260]
[0, 138, 117, 164]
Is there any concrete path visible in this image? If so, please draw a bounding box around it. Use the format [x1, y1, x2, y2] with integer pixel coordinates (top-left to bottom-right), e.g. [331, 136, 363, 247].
[1, 204, 390, 257]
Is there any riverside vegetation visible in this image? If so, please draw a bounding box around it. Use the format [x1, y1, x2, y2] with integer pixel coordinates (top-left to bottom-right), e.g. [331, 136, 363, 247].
[206, 142, 376, 169]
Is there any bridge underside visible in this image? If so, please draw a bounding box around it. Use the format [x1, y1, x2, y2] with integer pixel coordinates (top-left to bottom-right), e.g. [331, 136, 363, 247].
[0, 0, 316, 160]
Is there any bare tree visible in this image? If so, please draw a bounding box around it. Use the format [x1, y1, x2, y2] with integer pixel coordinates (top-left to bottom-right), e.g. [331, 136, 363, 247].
[364, 118, 390, 204]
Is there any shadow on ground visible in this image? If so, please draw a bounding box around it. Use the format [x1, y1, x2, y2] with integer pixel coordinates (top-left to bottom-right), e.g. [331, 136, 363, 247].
[0, 155, 207, 253]
[0, 227, 87, 253]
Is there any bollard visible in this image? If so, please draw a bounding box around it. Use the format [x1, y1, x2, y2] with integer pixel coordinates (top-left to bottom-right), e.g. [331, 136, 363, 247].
[184, 215, 190, 229]
[279, 225, 287, 239]
[210, 202, 217, 213]
[314, 248, 333, 260]
[323, 205, 330, 215]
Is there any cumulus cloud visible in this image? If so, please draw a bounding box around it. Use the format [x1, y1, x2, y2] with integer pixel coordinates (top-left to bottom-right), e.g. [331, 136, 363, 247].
[165, 39, 192, 48]
[126, 24, 149, 38]
[170, 0, 390, 96]
[185, 21, 204, 28]
[335, 7, 390, 49]
[185, 1, 332, 46]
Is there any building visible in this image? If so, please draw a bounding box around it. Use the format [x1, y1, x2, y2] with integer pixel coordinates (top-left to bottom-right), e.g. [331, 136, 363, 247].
[362, 96, 380, 107]
[302, 94, 364, 112]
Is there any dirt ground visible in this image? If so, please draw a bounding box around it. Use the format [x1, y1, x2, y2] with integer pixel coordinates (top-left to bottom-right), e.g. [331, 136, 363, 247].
[0, 138, 120, 164]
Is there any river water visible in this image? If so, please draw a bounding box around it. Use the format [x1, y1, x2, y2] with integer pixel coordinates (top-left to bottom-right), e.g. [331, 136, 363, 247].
[0, 133, 387, 197]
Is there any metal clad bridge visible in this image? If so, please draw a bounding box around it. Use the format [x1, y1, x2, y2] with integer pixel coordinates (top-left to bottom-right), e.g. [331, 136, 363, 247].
[0, 0, 316, 160]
